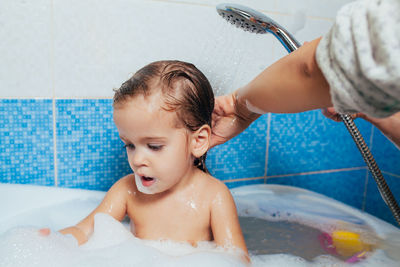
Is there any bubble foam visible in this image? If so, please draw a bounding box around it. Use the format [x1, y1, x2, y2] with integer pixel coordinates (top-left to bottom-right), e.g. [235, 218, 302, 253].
[0, 213, 246, 267]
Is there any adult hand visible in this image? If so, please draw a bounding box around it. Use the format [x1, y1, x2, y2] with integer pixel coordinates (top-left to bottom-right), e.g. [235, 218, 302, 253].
[321, 107, 365, 122]
[322, 107, 400, 149]
[210, 91, 260, 148]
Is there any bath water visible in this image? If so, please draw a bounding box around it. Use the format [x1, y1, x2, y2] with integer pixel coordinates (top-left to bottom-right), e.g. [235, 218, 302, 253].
[1, 213, 399, 267]
[1, 184, 400, 266]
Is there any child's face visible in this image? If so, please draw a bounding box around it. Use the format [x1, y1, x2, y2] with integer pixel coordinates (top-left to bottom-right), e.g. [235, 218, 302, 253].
[113, 92, 196, 194]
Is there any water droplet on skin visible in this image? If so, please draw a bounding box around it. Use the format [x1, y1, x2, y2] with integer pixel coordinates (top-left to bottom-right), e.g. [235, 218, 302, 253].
[107, 204, 113, 213]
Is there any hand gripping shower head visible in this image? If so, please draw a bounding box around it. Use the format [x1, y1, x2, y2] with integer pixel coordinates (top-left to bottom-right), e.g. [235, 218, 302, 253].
[216, 3, 301, 53]
[216, 3, 400, 225]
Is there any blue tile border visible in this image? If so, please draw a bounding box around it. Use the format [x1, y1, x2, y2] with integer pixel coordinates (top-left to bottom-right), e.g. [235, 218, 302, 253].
[56, 99, 131, 190]
[0, 99, 54, 185]
[267, 110, 372, 175]
[266, 169, 367, 211]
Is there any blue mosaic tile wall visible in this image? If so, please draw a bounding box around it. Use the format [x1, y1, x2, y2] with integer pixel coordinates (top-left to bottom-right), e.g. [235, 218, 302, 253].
[0, 99, 399, 226]
[0, 100, 54, 185]
[207, 115, 269, 180]
[56, 100, 131, 190]
[266, 169, 367, 211]
[268, 111, 372, 175]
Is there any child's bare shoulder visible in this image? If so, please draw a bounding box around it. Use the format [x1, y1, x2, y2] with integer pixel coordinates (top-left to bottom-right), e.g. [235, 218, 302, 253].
[200, 173, 232, 199]
[107, 174, 136, 196]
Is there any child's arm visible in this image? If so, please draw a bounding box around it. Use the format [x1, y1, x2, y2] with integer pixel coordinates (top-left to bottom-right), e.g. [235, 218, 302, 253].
[210, 182, 249, 262]
[59, 176, 131, 245]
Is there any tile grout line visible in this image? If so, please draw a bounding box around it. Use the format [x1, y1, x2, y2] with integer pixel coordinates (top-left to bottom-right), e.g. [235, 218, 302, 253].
[363, 124, 375, 210]
[264, 113, 272, 181]
[224, 177, 265, 183]
[52, 100, 58, 187]
[382, 171, 400, 179]
[225, 166, 368, 183]
[265, 166, 367, 179]
[50, 0, 58, 187]
[263, 36, 275, 185]
[362, 168, 369, 211]
[362, 124, 376, 210]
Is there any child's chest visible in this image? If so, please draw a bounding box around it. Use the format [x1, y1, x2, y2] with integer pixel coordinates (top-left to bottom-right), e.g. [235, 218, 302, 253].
[126, 196, 212, 242]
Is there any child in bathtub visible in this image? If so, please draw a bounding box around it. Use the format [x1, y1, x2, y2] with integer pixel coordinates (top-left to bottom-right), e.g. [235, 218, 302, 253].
[41, 60, 249, 262]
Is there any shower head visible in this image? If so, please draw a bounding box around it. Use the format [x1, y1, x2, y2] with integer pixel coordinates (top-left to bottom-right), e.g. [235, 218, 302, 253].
[217, 4, 400, 226]
[216, 3, 301, 53]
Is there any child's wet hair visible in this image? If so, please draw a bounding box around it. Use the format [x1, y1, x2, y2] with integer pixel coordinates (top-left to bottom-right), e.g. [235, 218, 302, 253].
[113, 60, 214, 173]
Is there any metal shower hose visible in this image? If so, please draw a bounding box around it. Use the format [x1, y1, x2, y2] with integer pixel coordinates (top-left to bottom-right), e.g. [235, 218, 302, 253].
[340, 114, 400, 225]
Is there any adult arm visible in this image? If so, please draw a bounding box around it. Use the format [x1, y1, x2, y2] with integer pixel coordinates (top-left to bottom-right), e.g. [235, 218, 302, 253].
[210, 0, 400, 148]
[210, 38, 330, 147]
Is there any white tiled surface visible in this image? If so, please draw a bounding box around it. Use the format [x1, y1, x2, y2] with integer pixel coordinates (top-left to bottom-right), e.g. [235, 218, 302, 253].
[271, 13, 335, 60]
[274, 0, 354, 18]
[52, 0, 274, 97]
[0, 0, 53, 98]
[165, 0, 276, 12]
[0, 0, 351, 98]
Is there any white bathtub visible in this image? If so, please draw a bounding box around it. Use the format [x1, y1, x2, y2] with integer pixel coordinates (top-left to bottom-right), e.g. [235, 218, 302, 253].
[1, 183, 399, 266]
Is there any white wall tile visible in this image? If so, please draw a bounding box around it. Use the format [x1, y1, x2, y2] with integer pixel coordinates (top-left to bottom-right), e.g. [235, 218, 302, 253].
[0, 0, 351, 98]
[0, 0, 53, 98]
[269, 14, 334, 61]
[274, 0, 354, 19]
[156, 0, 276, 12]
[53, 0, 275, 98]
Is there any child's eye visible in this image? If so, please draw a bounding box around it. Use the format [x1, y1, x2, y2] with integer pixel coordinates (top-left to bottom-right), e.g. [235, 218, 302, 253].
[123, 143, 135, 150]
[147, 144, 163, 151]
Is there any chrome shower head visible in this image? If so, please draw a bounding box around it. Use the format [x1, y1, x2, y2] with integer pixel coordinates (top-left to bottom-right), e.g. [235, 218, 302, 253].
[217, 4, 400, 227]
[216, 3, 301, 53]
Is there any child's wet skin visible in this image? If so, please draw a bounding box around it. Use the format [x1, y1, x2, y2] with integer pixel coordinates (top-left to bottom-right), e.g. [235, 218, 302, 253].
[44, 61, 249, 263]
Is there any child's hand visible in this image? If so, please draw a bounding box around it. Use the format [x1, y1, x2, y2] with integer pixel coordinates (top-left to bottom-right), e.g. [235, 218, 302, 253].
[38, 228, 51, 236]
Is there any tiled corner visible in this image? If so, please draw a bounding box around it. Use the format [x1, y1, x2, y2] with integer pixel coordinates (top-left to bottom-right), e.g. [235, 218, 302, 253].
[371, 127, 400, 176]
[364, 172, 400, 227]
[56, 99, 131, 190]
[266, 169, 367, 210]
[224, 178, 265, 190]
[0, 99, 54, 185]
[267, 110, 372, 176]
[207, 115, 269, 180]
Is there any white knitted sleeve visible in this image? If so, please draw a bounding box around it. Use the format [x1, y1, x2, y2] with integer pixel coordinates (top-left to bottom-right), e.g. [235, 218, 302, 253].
[316, 0, 400, 118]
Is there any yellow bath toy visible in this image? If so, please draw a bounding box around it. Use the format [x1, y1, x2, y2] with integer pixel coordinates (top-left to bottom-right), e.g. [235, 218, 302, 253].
[331, 230, 371, 257]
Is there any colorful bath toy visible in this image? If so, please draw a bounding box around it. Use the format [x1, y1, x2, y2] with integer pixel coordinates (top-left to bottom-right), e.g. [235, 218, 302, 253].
[319, 230, 371, 263]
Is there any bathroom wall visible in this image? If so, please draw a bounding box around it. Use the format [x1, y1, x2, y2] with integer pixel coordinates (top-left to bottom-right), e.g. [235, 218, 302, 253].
[1, 0, 399, 226]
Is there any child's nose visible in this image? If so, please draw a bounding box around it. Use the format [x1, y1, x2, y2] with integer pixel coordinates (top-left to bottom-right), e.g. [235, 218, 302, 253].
[131, 150, 148, 167]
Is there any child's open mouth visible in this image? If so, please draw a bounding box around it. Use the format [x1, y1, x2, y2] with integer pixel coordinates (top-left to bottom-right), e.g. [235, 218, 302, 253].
[140, 176, 155, 187]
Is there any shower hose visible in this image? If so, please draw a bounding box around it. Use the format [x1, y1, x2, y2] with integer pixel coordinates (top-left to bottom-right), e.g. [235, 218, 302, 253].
[340, 114, 400, 225]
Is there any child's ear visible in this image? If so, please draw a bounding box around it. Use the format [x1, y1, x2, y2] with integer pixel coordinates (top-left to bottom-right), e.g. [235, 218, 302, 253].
[191, 125, 211, 158]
